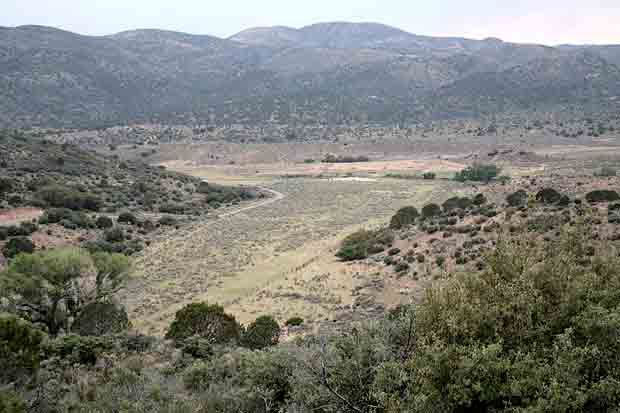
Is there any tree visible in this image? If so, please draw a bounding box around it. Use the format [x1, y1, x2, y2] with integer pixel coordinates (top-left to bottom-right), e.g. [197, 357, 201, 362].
[166, 302, 241, 344]
[242, 315, 281, 350]
[0, 248, 130, 335]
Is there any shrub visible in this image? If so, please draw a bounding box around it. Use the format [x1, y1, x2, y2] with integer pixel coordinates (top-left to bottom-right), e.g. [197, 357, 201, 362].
[336, 229, 394, 261]
[442, 197, 473, 212]
[118, 211, 138, 225]
[7, 222, 37, 237]
[473, 193, 487, 205]
[43, 334, 113, 365]
[286, 317, 304, 327]
[159, 202, 185, 214]
[104, 227, 125, 243]
[506, 190, 528, 207]
[586, 189, 620, 203]
[71, 302, 130, 336]
[158, 215, 178, 226]
[536, 187, 562, 204]
[0, 314, 46, 383]
[422, 172, 436, 180]
[0, 391, 26, 413]
[0, 177, 13, 195]
[0, 227, 7, 240]
[395, 261, 410, 273]
[389, 206, 419, 229]
[241, 315, 281, 350]
[422, 203, 441, 218]
[596, 166, 617, 177]
[36, 185, 101, 211]
[2, 237, 35, 258]
[95, 216, 114, 229]
[454, 163, 501, 183]
[166, 302, 241, 344]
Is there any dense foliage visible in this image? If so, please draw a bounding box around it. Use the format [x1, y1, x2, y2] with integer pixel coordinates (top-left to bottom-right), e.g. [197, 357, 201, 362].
[454, 163, 501, 183]
[336, 229, 394, 261]
[389, 206, 419, 229]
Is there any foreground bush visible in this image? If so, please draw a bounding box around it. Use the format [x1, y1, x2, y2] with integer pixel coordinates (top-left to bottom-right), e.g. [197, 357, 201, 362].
[166, 302, 241, 344]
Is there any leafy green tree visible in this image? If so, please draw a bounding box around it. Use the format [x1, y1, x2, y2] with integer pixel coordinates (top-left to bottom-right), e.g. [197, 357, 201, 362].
[0, 248, 130, 335]
[166, 302, 241, 344]
[242, 315, 280, 350]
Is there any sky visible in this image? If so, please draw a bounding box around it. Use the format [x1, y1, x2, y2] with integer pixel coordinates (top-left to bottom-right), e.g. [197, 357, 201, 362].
[1, 0, 619, 45]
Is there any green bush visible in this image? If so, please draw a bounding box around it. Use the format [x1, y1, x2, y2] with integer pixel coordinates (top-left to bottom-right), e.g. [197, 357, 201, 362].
[71, 302, 130, 336]
[389, 206, 419, 229]
[241, 315, 280, 350]
[36, 185, 102, 211]
[506, 189, 528, 207]
[454, 163, 501, 183]
[586, 189, 620, 203]
[158, 215, 178, 226]
[0, 314, 46, 383]
[442, 197, 473, 212]
[0, 227, 7, 241]
[0, 177, 13, 195]
[166, 302, 241, 344]
[104, 227, 125, 243]
[285, 317, 304, 327]
[421, 203, 441, 218]
[536, 187, 562, 204]
[96, 216, 114, 229]
[2, 237, 35, 258]
[473, 193, 487, 205]
[0, 391, 26, 413]
[422, 172, 436, 180]
[44, 334, 113, 365]
[117, 212, 138, 225]
[336, 229, 394, 261]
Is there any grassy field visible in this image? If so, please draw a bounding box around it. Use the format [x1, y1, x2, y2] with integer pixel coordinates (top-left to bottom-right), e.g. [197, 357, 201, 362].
[120, 175, 461, 335]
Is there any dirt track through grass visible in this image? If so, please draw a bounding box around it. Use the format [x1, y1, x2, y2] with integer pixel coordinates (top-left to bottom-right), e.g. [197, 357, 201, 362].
[121, 177, 450, 335]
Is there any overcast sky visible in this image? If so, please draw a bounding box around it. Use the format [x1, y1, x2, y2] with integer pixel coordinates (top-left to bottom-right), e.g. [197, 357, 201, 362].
[2, 0, 619, 45]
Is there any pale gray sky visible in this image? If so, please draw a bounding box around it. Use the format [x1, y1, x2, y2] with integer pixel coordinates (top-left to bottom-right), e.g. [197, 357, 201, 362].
[2, 0, 619, 45]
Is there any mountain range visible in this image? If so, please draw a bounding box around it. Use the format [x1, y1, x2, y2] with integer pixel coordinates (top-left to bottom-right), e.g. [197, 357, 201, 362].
[1, 22, 620, 128]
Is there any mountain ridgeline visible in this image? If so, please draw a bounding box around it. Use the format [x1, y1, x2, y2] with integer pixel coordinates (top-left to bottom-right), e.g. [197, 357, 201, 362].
[1, 22, 620, 128]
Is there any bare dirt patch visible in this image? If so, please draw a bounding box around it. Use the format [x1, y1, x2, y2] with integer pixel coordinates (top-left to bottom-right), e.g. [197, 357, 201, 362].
[0, 207, 43, 226]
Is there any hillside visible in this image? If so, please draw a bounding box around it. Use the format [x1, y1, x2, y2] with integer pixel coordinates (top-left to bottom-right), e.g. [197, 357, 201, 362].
[1, 22, 620, 128]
